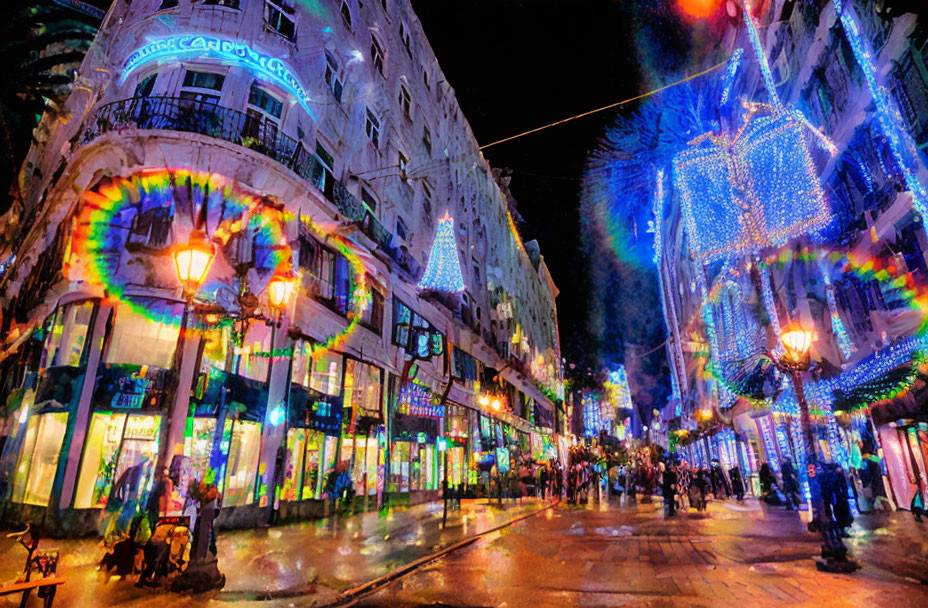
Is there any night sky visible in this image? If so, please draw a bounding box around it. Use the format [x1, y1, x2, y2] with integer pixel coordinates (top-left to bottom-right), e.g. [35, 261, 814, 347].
[411, 0, 642, 370]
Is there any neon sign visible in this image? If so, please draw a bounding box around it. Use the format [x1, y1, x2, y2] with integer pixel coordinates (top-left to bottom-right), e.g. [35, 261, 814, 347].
[121, 35, 315, 117]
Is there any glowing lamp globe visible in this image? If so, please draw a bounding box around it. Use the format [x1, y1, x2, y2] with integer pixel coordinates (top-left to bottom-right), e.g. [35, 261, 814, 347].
[478, 395, 490, 407]
[781, 327, 815, 367]
[491, 398, 502, 412]
[267, 272, 298, 312]
[174, 230, 216, 296]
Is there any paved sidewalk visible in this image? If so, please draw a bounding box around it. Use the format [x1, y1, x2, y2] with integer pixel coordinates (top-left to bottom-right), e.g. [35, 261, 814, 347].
[0, 497, 552, 607]
[360, 497, 928, 608]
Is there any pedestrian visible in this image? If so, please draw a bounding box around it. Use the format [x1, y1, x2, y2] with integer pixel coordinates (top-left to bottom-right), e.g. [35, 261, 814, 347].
[832, 465, 854, 537]
[860, 452, 893, 512]
[661, 463, 678, 517]
[911, 479, 926, 523]
[730, 466, 745, 501]
[781, 459, 800, 510]
[759, 463, 780, 505]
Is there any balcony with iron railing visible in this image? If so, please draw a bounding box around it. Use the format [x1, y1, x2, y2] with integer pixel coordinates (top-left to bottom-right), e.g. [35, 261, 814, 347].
[82, 96, 415, 272]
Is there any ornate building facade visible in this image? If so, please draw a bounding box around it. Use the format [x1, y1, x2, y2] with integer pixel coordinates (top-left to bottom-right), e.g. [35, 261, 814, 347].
[0, 0, 563, 533]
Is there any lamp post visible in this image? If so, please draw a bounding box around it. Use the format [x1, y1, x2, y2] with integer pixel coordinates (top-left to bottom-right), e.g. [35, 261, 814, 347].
[170, 230, 227, 593]
[772, 325, 858, 573]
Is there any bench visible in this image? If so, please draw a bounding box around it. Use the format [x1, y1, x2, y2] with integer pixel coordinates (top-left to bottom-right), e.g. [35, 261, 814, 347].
[0, 576, 66, 607]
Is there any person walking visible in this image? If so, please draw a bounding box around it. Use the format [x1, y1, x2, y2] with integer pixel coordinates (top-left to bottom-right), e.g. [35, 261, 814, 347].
[759, 463, 780, 505]
[662, 463, 678, 517]
[730, 466, 745, 501]
[781, 459, 800, 510]
[860, 452, 893, 512]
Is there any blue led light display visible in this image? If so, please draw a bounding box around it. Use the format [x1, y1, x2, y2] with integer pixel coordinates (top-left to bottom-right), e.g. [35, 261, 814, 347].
[417, 213, 466, 293]
[122, 35, 315, 117]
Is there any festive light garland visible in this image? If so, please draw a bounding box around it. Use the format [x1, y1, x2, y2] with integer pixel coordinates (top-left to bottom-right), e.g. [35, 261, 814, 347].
[418, 212, 465, 293]
[833, 0, 928, 218]
[719, 48, 744, 106]
[743, 3, 779, 106]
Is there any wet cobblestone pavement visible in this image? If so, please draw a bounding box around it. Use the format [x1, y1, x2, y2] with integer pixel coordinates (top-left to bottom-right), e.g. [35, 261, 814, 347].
[358, 499, 928, 608]
[1, 497, 927, 607]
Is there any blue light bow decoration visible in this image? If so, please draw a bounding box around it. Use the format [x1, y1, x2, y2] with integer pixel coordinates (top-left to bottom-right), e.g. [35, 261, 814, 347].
[121, 35, 316, 118]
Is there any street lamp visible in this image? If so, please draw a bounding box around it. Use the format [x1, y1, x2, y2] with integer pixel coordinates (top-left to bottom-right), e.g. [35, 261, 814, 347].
[173, 230, 216, 298]
[772, 324, 858, 573]
[267, 271, 298, 316]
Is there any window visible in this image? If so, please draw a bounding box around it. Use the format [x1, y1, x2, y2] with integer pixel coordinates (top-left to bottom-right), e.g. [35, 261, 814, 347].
[73, 413, 161, 509]
[203, 0, 240, 7]
[344, 359, 383, 416]
[43, 301, 94, 369]
[183, 70, 225, 92]
[105, 301, 181, 369]
[223, 420, 262, 506]
[422, 181, 432, 217]
[399, 22, 412, 56]
[128, 205, 173, 248]
[422, 123, 432, 153]
[236, 321, 272, 381]
[396, 216, 408, 241]
[340, 0, 352, 29]
[292, 342, 343, 396]
[312, 141, 336, 199]
[333, 255, 351, 315]
[363, 282, 385, 334]
[246, 82, 283, 141]
[392, 297, 412, 347]
[134, 72, 157, 97]
[324, 53, 343, 103]
[361, 187, 377, 214]
[180, 70, 224, 106]
[303, 238, 335, 300]
[398, 151, 409, 180]
[365, 109, 380, 148]
[370, 35, 385, 76]
[266, 1, 296, 41]
[248, 83, 283, 119]
[12, 412, 69, 506]
[398, 85, 411, 119]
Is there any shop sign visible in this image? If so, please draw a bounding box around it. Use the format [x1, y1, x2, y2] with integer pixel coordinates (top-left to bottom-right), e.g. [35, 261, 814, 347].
[473, 451, 495, 466]
[94, 364, 170, 411]
[496, 447, 511, 473]
[397, 383, 443, 418]
[123, 415, 160, 441]
[416, 432, 428, 444]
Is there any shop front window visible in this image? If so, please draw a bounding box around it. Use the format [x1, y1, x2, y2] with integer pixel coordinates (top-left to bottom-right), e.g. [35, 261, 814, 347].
[236, 322, 272, 382]
[389, 441, 410, 493]
[106, 301, 182, 369]
[223, 420, 262, 506]
[44, 301, 94, 368]
[282, 428, 306, 502]
[344, 359, 382, 416]
[200, 324, 232, 373]
[292, 342, 343, 397]
[340, 436, 379, 495]
[74, 413, 161, 509]
[13, 412, 68, 506]
[308, 433, 338, 499]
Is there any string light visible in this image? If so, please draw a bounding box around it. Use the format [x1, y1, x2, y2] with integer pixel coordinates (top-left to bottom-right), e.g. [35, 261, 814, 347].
[743, 3, 779, 106]
[418, 212, 466, 293]
[833, 0, 928, 218]
[719, 48, 744, 106]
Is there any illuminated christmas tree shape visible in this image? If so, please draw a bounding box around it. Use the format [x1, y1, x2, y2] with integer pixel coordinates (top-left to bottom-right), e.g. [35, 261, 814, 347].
[418, 211, 466, 293]
[673, 104, 834, 263]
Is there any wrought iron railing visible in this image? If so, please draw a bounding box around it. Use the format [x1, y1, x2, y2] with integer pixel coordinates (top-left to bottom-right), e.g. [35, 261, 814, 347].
[84, 95, 400, 257]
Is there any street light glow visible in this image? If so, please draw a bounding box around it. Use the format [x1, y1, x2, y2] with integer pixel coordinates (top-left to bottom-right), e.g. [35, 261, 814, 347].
[173, 230, 216, 297]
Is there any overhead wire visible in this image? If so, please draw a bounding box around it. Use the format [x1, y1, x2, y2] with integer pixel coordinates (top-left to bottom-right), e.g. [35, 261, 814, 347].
[478, 60, 729, 150]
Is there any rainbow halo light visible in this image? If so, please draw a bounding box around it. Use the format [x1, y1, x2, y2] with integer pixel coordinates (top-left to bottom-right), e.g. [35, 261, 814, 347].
[121, 35, 315, 117]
